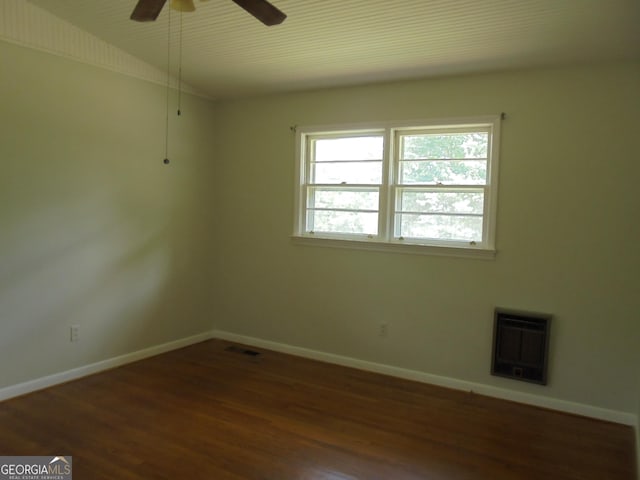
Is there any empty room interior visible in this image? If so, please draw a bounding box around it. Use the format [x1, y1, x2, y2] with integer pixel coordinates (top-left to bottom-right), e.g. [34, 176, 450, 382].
[0, 0, 639, 478]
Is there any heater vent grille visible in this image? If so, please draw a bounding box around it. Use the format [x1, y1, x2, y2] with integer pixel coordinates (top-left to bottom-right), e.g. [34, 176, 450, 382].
[491, 309, 551, 384]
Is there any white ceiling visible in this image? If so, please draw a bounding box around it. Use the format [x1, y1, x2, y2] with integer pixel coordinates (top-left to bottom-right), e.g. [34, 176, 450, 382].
[26, 0, 640, 99]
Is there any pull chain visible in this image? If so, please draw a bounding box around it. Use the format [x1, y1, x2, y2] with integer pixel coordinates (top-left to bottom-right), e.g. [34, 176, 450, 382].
[163, 6, 172, 164]
[177, 10, 183, 116]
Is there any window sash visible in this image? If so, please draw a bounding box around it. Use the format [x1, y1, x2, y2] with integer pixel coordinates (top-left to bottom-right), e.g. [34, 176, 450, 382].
[397, 159, 488, 186]
[310, 160, 383, 185]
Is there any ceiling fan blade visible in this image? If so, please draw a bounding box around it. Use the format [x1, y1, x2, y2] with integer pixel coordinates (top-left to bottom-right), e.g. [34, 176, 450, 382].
[231, 0, 286, 26]
[130, 0, 167, 22]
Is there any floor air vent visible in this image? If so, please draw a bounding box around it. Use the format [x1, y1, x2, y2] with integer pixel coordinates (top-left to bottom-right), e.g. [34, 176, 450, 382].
[491, 308, 551, 385]
[225, 345, 261, 357]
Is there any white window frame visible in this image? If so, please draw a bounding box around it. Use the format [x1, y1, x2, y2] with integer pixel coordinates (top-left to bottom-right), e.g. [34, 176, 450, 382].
[292, 116, 501, 259]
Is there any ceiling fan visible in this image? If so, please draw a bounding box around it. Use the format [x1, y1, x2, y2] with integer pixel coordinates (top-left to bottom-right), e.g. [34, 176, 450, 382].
[130, 0, 286, 26]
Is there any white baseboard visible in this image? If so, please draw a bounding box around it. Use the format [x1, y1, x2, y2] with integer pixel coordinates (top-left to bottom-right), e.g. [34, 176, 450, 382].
[0, 331, 214, 402]
[1, 328, 636, 432]
[212, 329, 638, 427]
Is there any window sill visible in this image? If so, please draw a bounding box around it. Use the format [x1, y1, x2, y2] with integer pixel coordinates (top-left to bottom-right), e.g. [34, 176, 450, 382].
[290, 235, 496, 260]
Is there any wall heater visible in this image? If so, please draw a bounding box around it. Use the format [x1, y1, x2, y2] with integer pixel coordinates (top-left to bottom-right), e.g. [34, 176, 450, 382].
[491, 308, 552, 385]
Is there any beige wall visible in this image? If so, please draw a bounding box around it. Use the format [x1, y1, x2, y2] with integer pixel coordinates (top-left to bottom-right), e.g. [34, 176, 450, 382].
[211, 63, 640, 416]
[0, 41, 216, 388]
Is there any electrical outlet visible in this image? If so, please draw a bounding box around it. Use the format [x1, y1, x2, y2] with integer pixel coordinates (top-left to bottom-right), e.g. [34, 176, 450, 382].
[379, 322, 388, 337]
[70, 324, 80, 343]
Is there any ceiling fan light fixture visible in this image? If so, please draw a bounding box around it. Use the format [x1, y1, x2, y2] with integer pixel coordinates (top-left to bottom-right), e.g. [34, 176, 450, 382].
[131, 0, 285, 25]
[170, 0, 195, 12]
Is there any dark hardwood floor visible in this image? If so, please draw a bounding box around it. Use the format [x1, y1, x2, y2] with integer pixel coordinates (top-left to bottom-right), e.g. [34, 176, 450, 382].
[0, 339, 636, 479]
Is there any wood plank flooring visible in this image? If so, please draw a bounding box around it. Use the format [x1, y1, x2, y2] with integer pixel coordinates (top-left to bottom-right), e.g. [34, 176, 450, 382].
[0, 339, 636, 479]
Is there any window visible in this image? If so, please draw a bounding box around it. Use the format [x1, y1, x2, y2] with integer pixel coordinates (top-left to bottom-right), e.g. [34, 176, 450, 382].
[293, 116, 501, 258]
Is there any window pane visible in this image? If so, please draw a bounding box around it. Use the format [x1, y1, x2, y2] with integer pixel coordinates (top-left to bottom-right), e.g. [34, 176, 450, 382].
[313, 161, 382, 184]
[399, 160, 486, 185]
[309, 188, 379, 211]
[397, 213, 482, 241]
[314, 136, 383, 161]
[398, 191, 484, 214]
[308, 210, 378, 235]
[401, 132, 488, 159]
